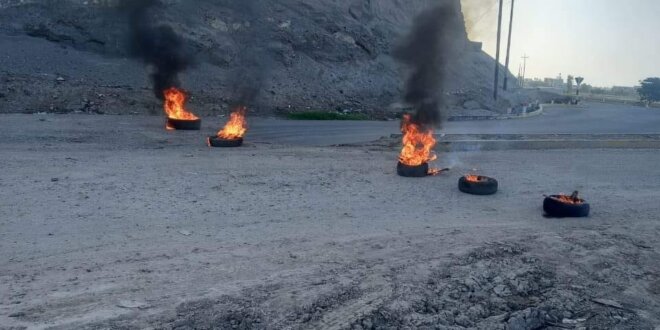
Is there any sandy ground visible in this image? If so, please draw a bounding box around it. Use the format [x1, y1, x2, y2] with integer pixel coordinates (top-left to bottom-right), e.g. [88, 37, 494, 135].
[1, 115, 659, 329]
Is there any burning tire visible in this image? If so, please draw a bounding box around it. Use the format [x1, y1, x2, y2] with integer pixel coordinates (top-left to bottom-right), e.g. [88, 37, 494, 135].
[166, 118, 201, 130]
[458, 175, 498, 195]
[543, 193, 590, 218]
[397, 162, 429, 177]
[209, 107, 247, 147]
[208, 136, 243, 148]
[163, 88, 201, 130]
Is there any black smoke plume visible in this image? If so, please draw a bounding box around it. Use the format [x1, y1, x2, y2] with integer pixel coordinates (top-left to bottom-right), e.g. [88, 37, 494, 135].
[121, 0, 193, 99]
[393, 1, 464, 128]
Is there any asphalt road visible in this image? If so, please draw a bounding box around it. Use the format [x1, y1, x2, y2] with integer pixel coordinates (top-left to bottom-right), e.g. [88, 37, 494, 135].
[446, 102, 660, 135]
[248, 102, 660, 145]
[1, 102, 659, 147]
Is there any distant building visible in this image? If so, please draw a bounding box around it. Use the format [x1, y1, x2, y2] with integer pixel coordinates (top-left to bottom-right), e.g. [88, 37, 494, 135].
[523, 74, 564, 89]
[544, 75, 564, 88]
[611, 86, 638, 96]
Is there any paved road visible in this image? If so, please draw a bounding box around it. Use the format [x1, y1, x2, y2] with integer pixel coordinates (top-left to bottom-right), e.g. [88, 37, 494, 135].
[445, 102, 660, 135]
[2, 102, 659, 146]
[248, 102, 660, 145]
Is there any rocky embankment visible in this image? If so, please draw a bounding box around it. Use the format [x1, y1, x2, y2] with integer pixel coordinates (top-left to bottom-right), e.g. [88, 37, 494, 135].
[0, 0, 520, 117]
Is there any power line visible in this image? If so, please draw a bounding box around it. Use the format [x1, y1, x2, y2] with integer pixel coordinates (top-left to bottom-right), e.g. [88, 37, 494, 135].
[503, 0, 515, 91]
[521, 54, 529, 88]
[493, 0, 504, 100]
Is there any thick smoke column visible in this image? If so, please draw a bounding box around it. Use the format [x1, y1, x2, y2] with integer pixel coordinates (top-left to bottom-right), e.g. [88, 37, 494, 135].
[393, 1, 464, 128]
[122, 0, 193, 99]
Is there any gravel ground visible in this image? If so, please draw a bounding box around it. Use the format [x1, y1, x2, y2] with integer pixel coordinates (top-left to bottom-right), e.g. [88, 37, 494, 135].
[1, 115, 659, 329]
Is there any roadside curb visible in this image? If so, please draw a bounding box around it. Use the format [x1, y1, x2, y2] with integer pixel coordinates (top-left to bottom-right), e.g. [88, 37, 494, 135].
[448, 105, 544, 122]
[518, 104, 544, 118]
[387, 133, 660, 151]
[438, 139, 660, 151]
[542, 103, 587, 109]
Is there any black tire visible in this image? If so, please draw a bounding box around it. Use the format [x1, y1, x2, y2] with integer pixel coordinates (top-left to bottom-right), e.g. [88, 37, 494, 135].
[543, 196, 590, 218]
[397, 162, 429, 177]
[167, 118, 201, 130]
[208, 136, 244, 148]
[458, 176, 498, 195]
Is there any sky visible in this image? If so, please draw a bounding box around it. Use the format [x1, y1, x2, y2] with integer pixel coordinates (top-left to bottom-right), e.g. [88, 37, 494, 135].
[463, 0, 660, 87]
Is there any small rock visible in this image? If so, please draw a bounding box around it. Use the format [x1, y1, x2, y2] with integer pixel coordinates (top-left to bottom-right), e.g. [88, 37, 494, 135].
[56, 76, 65, 82]
[454, 314, 472, 327]
[51, 178, 59, 182]
[485, 313, 508, 323]
[463, 100, 481, 110]
[467, 305, 486, 318]
[178, 230, 192, 236]
[117, 300, 150, 309]
[9, 311, 26, 318]
[592, 298, 624, 309]
[493, 284, 508, 296]
[508, 308, 545, 330]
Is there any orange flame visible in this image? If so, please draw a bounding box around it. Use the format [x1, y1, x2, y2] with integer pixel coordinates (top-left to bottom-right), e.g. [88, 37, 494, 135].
[163, 87, 199, 129]
[465, 174, 482, 182]
[399, 114, 437, 167]
[217, 106, 248, 140]
[551, 194, 584, 205]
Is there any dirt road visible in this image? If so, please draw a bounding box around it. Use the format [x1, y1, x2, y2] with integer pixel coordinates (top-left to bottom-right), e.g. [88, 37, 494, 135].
[1, 115, 659, 329]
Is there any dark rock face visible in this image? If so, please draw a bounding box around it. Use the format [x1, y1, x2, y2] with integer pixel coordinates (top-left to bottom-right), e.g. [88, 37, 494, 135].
[0, 0, 518, 115]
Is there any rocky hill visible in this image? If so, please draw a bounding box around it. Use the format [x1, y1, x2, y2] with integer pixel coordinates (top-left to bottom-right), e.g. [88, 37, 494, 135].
[0, 0, 520, 117]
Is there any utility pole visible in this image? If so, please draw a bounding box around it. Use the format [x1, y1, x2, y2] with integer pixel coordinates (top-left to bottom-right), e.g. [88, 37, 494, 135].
[503, 0, 515, 91]
[520, 54, 529, 88]
[493, 0, 504, 100]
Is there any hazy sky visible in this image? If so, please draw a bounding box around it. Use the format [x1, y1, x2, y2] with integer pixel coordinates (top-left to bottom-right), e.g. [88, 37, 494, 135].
[465, 0, 660, 87]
